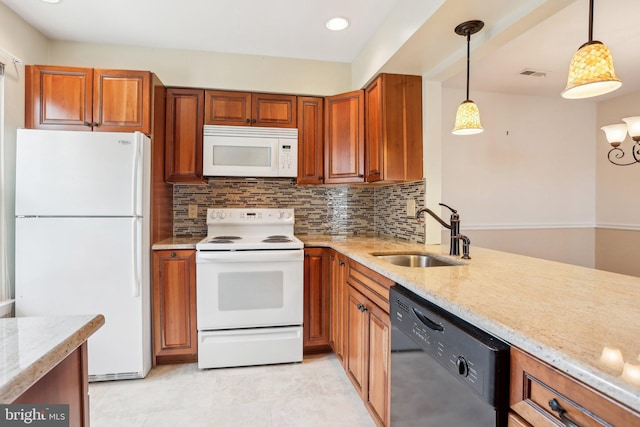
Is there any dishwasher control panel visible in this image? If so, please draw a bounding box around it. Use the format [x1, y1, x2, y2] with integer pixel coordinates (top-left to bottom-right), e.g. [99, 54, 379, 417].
[390, 285, 510, 407]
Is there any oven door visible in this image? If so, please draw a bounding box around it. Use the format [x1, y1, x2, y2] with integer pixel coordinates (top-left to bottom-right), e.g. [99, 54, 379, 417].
[196, 249, 303, 330]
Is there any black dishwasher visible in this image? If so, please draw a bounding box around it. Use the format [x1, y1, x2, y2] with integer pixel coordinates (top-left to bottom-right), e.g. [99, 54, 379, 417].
[390, 285, 510, 426]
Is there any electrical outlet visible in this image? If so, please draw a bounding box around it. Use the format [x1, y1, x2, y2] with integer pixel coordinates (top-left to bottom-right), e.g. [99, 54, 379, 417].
[188, 204, 198, 219]
[406, 199, 416, 217]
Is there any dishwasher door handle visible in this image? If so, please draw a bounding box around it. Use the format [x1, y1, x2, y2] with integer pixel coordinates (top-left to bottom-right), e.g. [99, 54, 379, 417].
[412, 307, 445, 332]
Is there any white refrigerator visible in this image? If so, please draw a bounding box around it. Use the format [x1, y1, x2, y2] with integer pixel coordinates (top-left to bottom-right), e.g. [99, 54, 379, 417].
[15, 129, 152, 381]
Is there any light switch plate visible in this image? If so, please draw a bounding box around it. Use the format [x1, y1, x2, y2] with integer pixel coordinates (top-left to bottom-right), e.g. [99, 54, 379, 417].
[188, 204, 198, 218]
[406, 199, 416, 217]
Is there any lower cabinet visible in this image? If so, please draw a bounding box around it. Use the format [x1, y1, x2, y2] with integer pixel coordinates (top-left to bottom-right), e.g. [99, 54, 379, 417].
[510, 347, 640, 427]
[152, 250, 197, 365]
[303, 248, 331, 352]
[329, 250, 347, 365]
[344, 259, 393, 427]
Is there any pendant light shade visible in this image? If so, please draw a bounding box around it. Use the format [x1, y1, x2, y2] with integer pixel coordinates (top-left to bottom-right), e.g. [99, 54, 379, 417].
[561, 0, 621, 99]
[452, 20, 484, 136]
[453, 100, 483, 135]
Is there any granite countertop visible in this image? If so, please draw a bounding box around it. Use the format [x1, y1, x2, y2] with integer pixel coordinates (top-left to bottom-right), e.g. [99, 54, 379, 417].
[152, 236, 202, 250]
[0, 315, 105, 403]
[297, 234, 640, 413]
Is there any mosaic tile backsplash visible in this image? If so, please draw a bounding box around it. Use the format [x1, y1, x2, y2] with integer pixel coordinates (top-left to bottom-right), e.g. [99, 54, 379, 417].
[173, 178, 426, 242]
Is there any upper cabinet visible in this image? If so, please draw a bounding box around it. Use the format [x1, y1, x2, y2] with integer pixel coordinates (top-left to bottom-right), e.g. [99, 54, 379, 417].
[165, 88, 205, 184]
[324, 90, 365, 184]
[204, 90, 297, 128]
[297, 96, 324, 185]
[365, 74, 423, 183]
[26, 65, 152, 134]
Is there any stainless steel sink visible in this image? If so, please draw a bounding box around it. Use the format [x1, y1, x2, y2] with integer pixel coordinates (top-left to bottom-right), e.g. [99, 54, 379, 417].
[371, 253, 459, 268]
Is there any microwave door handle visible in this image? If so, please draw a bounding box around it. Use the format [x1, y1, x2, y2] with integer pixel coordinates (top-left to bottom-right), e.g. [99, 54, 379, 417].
[197, 250, 303, 263]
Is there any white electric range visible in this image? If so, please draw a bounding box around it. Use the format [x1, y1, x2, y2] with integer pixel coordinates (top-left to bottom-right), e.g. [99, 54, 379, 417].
[195, 208, 304, 369]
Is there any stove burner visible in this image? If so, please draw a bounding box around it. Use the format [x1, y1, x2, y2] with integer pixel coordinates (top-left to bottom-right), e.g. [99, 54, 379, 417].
[206, 238, 235, 244]
[262, 236, 293, 243]
[212, 236, 241, 240]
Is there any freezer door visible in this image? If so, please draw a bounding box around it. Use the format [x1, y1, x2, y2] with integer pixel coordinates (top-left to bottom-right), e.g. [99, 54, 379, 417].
[15, 217, 151, 380]
[15, 129, 148, 216]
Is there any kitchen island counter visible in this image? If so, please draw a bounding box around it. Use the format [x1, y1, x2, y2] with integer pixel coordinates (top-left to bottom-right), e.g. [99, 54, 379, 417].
[0, 314, 104, 403]
[298, 234, 640, 413]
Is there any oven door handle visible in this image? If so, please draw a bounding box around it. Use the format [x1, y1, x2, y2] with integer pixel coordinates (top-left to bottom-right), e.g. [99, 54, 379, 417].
[197, 250, 304, 263]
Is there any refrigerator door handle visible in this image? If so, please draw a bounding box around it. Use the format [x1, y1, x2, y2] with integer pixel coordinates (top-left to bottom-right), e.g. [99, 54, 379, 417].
[132, 218, 141, 297]
[131, 133, 141, 216]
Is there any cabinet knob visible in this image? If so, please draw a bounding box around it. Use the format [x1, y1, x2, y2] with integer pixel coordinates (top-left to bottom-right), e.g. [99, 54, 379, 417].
[246, 118, 251, 123]
[358, 174, 364, 178]
[548, 399, 581, 427]
[318, 176, 323, 180]
[170, 252, 177, 258]
[92, 122, 99, 127]
[83, 121, 91, 127]
[252, 118, 257, 124]
[338, 261, 345, 266]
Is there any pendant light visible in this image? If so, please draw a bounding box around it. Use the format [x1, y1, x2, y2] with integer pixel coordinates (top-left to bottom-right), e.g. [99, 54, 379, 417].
[452, 20, 484, 136]
[561, 0, 621, 99]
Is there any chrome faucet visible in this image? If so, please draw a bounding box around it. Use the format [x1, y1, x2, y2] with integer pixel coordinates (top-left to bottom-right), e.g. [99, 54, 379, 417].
[415, 203, 470, 258]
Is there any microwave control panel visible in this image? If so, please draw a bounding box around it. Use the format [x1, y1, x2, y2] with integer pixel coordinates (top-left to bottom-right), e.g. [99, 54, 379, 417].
[278, 142, 297, 176]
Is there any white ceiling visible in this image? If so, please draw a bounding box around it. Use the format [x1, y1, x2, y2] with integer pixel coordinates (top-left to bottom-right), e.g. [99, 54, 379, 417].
[2, 0, 639, 100]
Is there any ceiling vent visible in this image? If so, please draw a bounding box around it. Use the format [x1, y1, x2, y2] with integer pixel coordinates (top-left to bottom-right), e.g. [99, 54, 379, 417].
[520, 68, 548, 78]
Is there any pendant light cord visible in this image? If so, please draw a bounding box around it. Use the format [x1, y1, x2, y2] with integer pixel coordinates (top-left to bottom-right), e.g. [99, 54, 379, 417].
[466, 31, 471, 100]
[588, 0, 594, 41]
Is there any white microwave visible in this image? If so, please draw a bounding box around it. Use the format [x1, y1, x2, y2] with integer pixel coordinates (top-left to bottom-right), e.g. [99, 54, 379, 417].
[203, 125, 298, 177]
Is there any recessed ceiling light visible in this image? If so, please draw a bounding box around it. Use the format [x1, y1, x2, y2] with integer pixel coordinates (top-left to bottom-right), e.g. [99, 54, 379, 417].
[325, 17, 349, 31]
[40, 0, 62, 3]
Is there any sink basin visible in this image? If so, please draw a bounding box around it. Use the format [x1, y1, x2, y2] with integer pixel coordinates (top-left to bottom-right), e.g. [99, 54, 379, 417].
[371, 253, 459, 268]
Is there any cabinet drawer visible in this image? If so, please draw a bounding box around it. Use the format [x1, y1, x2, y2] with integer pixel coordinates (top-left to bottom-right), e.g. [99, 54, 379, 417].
[510, 347, 640, 427]
[346, 259, 393, 313]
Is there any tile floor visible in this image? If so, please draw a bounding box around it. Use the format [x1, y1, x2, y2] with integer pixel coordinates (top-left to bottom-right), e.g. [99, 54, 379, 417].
[89, 353, 376, 427]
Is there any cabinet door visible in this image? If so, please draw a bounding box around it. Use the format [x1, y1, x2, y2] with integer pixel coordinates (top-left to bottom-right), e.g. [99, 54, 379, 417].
[365, 74, 423, 183]
[324, 90, 365, 184]
[345, 285, 368, 399]
[204, 90, 252, 126]
[297, 96, 324, 185]
[365, 75, 383, 182]
[367, 303, 390, 427]
[252, 93, 297, 128]
[303, 248, 330, 352]
[329, 251, 347, 365]
[165, 88, 205, 183]
[152, 250, 197, 364]
[93, 69, 151, 133]
[25, 65, 93, 131]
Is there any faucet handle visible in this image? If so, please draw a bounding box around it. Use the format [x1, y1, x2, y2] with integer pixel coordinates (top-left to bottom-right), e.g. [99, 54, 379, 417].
[439, 203, 457, 214]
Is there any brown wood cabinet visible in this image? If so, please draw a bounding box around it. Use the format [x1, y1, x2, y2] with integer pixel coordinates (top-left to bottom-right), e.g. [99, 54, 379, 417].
[297, 96, 324, 185]
[365, 74, 423, 183]
[510, 347, 640, 427]
[26, 65, 153, 134]
[303, 248, 331, 353]
[165, 88, 205, 183]
[324, 90, 365, 184]
[152, 250, 197, 365]
[344, 259, 394, 427]
[204, 90, 297, 128]
[329, 250, 347, 365]
[12, 344, 90, 427]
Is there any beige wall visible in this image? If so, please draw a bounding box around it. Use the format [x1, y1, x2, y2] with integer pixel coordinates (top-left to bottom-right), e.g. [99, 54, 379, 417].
[595, 90, 640, 277]
[444, 228, 595, 268]
[48, 41, 352, 96]
[0, 2, 49, 296]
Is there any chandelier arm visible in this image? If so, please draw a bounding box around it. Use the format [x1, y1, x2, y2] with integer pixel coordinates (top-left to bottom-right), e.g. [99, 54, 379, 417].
[607, 146, 640, 166]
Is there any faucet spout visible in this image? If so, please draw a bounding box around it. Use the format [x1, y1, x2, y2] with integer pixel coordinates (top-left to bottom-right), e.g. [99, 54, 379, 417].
[415, 203, 461, 256]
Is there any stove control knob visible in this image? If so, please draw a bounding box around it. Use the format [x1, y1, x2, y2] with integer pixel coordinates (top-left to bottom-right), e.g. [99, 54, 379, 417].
[217, 211, 227, 219]
[456, 356, 469, 377]
[209, 211, 217, 220]
[279, 211, 291, 220]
